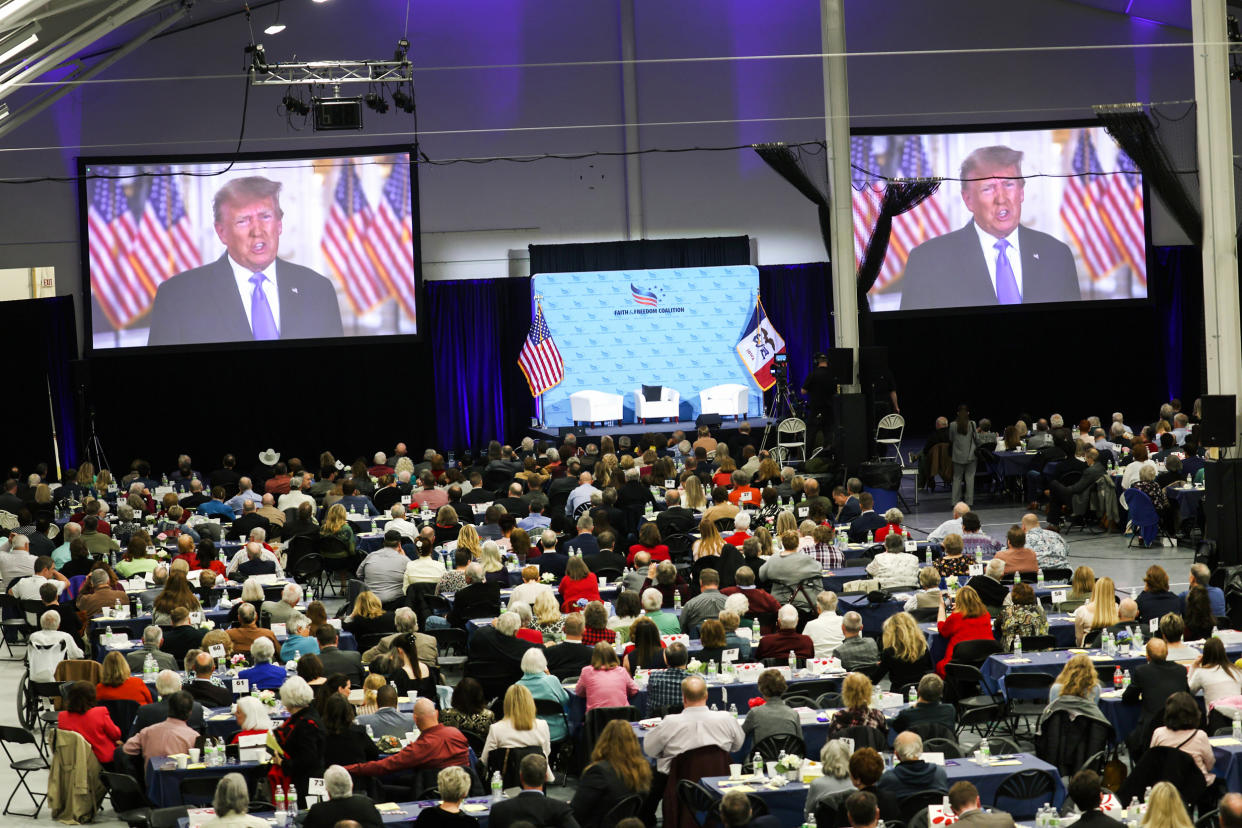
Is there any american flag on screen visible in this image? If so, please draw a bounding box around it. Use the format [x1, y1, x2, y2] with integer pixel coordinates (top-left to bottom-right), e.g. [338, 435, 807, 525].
[851, 136, 885, 273]
[87, 169, 146, 329]
[1098, 148, 1147, 285]
[367, 161, 418, 321]
[884, 136, 951, 289]
[1060, 130, 1120, 281]
[131, 168, 200, 294]
[518, 303, 564, 396]
[322, 164, 391, 313]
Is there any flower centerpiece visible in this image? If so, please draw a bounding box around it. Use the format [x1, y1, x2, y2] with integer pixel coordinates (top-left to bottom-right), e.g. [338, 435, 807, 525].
[686, 657, 703, 675]
[198, 620, 215, 631]
[229, 653, 248, 670]
[540, 572, 556, 584]
[775, 753, 802, 781]
[257, 689, 276, 707]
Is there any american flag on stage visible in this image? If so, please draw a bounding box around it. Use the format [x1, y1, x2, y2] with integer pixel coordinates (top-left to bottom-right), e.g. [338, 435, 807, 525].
[850, 135, 884, 273]
[1098, 148, 1147, 285]
[87, 168, 147, 329]
[323, 164, 391, 314]
[131, 167, 200, 295]
[884, 136, 951, 289]
[366, 161, 418, 320]
[518, 303, 564, 396]
[736, 296, 785, 391]
[1060, 130, 1120, 281]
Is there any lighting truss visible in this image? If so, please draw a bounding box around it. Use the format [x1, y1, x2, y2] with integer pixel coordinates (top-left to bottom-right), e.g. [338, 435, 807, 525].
[249, 50, 411, 87]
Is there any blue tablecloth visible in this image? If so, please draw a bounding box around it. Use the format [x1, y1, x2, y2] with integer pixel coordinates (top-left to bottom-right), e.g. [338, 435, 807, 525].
[100, 628, 356, 661]
[379, 797, 496, 825]
[202, 699, 416, 740]
[994, 451, 1038, 477]
[1168, 484, 1206, 520]
[925, 615, 1076, 665]
[146, 756, 267, 807]
[704, 753, 1063, 825]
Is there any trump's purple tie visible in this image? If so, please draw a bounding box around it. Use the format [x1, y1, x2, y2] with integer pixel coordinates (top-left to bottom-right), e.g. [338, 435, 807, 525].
[994, 239, 1021, 305]
[248, 272, 279, 340]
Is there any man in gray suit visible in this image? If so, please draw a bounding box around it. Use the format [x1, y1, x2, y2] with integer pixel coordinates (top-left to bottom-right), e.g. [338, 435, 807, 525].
[147, 176, 343, 346]
[260, 582, 303, 625]
[316, 623, 363, 686]
[125, 625, 178, 674]
[948, 781, 1017, 828]
[900, 145, 1081, 311]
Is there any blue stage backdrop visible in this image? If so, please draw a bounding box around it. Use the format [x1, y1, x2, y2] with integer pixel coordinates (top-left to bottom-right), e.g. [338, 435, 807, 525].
[532, 265, 765, 427]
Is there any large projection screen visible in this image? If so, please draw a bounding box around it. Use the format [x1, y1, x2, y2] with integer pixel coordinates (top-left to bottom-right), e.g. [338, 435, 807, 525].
[81, 148, 421, 351]
[854, 125, 1147, 312]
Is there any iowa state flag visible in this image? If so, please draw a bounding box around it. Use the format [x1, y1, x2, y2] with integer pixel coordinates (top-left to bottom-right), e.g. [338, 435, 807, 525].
[736, 297, 785, 391]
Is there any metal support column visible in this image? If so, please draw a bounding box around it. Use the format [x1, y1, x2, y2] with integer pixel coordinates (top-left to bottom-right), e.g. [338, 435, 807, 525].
[1192, 0, 1242, 447]
[618, 0, 644, 241]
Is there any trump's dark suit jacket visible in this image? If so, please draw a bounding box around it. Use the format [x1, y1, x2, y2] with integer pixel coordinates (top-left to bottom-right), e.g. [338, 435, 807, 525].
[147, 253, 344, 346]
[899, 222, 1081, 310]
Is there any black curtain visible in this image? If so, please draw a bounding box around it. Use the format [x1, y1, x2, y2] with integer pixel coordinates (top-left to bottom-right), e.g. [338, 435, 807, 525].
[528, 236, 750, 274]
[759, 263, 835, 385]
[1096, 108, 1202, 244]
[856, 180, 942, 345]
[2, 296, 79, 474]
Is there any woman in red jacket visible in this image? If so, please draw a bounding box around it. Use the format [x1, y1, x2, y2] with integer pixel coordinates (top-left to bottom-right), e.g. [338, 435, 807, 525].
[95, 651, 154, 705]
[58, 681, 121, 767]
[934, 585, 993, 676]
[627, 523, 670, 567]
[559, 555, 601, 612]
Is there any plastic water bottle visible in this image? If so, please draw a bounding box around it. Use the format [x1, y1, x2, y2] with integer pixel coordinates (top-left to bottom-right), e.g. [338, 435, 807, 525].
[924, 548, 932, 564]
[275, 787, 286, 816]
[1014, 571, 1021, 585]
[907, 686, 917, 704]
[673, 591, 682, 610]
[287, 785, 298, 818]
[104, 625, 114, 644]
[1013, 636, 1022, 655]
[980, 738, 990, 760]
[143, 652, 157, 680]
[752, 752, 763, 777]
[752, 617, 760, 639]
[1123, 669, 1131, 689]
[729, 703, 738, 716]
[135, 597, 143, 616]
[1037, 569, 1044, 586]
[366, 724, 375, 740]
[1113, 666, 1122, 689]
[491, 771, 504, 801]
[866, 530, 873, 544]
[1233, 714, 1242, 741]
[788, 649, 797, 672]
[707, 660, 718, 676]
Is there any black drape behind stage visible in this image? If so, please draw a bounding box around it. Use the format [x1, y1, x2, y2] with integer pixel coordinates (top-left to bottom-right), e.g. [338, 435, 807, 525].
[529, 236, 751, 275]
[3, 296, 79, 473]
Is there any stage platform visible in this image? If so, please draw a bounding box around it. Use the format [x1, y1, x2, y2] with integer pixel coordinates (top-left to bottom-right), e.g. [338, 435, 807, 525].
[530, 416, 774, 440]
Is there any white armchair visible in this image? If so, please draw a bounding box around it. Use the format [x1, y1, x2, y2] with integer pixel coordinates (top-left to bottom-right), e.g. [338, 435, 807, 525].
[632, 386, 681, 423]
[699, 383, 749, 419]
[569, 390, 624, 425]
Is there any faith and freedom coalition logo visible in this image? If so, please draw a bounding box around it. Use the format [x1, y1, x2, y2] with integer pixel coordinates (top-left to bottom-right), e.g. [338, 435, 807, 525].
[618, 281, 684, 316]
[630, 283, 659, 307]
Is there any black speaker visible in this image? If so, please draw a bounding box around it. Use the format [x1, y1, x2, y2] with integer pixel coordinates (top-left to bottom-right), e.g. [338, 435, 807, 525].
[1205, 459, 1242, 564]
[557, 426, 587, 440]
[695, 413, 723, 429]
[828, 347, 855, 385]
[1200, 395, 1237, 447]
[833, 393, 867, 470]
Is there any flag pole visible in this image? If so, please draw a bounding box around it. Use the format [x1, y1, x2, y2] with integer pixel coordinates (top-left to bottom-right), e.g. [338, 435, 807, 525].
[46, 375, 62, 481]
[533, 293, 544, 425]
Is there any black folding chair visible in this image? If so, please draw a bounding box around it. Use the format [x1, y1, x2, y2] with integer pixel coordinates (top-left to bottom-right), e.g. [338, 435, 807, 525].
[601, 792, 643, 827]
[101, 771, 152, 828]
[900, 790, 949, 825]
[754, 732, 807, 762]
[0, 725, 47, 817]
[923, 737, 964, 758]
[179, 776, 220, 807]
[677, 780, 720, 828]
[994, 769, 1058, 820]
[150, 806, 189, 828]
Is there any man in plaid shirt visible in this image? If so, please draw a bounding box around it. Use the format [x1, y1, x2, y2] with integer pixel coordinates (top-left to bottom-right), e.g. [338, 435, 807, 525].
[808, 523, 844, 569]
[645, 641, 691, 713]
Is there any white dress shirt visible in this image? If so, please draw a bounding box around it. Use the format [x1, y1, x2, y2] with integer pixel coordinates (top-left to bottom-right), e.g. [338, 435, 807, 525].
[227, 255, 282, 335]
[928, 517, 963, 544]
[643, 705, 745, 774]
[1121, 459, 1155, 490]
[385, 517, 419, 540]
[803, 610, 844, 658]
[865, 551, 920, 588]
[973, 222, 1023, 301]
[403, 557, 447, 589]
[226, 548, 284, 578]
[277, 490, 315, 512]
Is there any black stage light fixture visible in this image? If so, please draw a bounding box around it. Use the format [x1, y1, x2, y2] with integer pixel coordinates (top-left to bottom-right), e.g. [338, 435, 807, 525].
[364, 92, 389, 114]
[391, 87, 415, 114]
[282, 93, 310, 116]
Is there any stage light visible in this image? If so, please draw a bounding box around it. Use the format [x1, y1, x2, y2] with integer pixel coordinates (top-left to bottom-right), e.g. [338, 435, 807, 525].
[0, 21, 36, 66]
[364, 92, 388, 114]
[264, 1, 285, 35]
[281, 93, 310, 116]
[391, 87, 415, 114]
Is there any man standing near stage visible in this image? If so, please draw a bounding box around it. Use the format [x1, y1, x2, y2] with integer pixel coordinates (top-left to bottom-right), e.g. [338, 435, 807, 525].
[801, 352, 836, 450]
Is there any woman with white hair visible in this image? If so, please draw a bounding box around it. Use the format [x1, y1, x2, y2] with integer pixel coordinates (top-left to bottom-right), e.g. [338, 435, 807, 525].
[410, 766, 475, 827]
[803, 740, 854, 820]
[518, 647, 570, 742]
[271, 677, 324, 809]
[478, 541, 506, 585]
[231, 695, 274, 743]
[279, 613, 319, 662]
[873, 508, 905, 543]
[228, 577, 266, 627]
[238, 636, 286, 690]
[302, 765, 386, 828]
[203, 772, 268, 828]
[505, 601, 545, 645]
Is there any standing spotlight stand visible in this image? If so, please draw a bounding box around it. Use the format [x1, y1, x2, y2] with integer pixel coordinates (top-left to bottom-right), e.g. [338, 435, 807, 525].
[84, 406, 109, 476]
[760, 356, 803, 455]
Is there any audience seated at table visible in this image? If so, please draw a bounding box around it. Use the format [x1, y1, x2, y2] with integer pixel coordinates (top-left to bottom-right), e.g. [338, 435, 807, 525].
[258, 580, 302, 626]
[636, 586, 680, 636]
[580, 599, 616, 646]
[1137, 565, 1180, 624]
[993, 525, 1038, 575]
[446, 563, 501, 628]
[876, 731, 948, 798]
[343, 697, 469, 787]
[408, 765, 477, 827]
[567, 718, 650, 828]
[322, 692, 382, 766]
[230, 694, 274, 743]
[1038, 654, 1110, 739]
[1182, 585, 1216, 642]
[439, 677, 495, 742]
[903, 566, 944, 613]
[343, 590, 398, 641]
[743, 668, 802, 744]
[627, 522, 670, 566]
[200, 772, 270, 828]
[1160, 613, 1201, 662]
[801, 740, 853, 820]
[640, 560, 691, 609]
[577, 641, 639, 712]
[828, 672, 887, 739]
[96, 650, 153, 705]
[122, 689, 197, 770]
[529, 591, 565, 640]
[302, 764, 385, 828]
[468, 609, 542, 687]
[844, 748, 901, 823]
[947, 779, 1017, 828]
[834, 610, 879, 672]
[506, 601, 544, 645]
[559, 554, 602, 613]
[755, 604, 815, 661]
[481, 684, 555, 782]
[1123, 638, 1190, 756]
[934, 585, 992, 676]
[57, 680, 122, 769]
[720, 563, 781, 622]
[1064, 565, 1095, 608]
[959, 512, 1002, 557]
[864, 611, 932, 690]
[1000, 582, 1048, 652]
[435, 547, 471, 596]
[803, 591, 844, 658]
[1189, 637, 1242, 710]
[1073, 576, 1119, 646]
[1151, 691, 1217, 787]
[383, 634, 441, 702]
[760, 530, 824, 615]
[518, 649, 570, 743]
[866, 533, 920, 590]
[1064, 770, 1123, 828]
[891, 673, 956, 734]
[1139, 782, 1193, 828]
